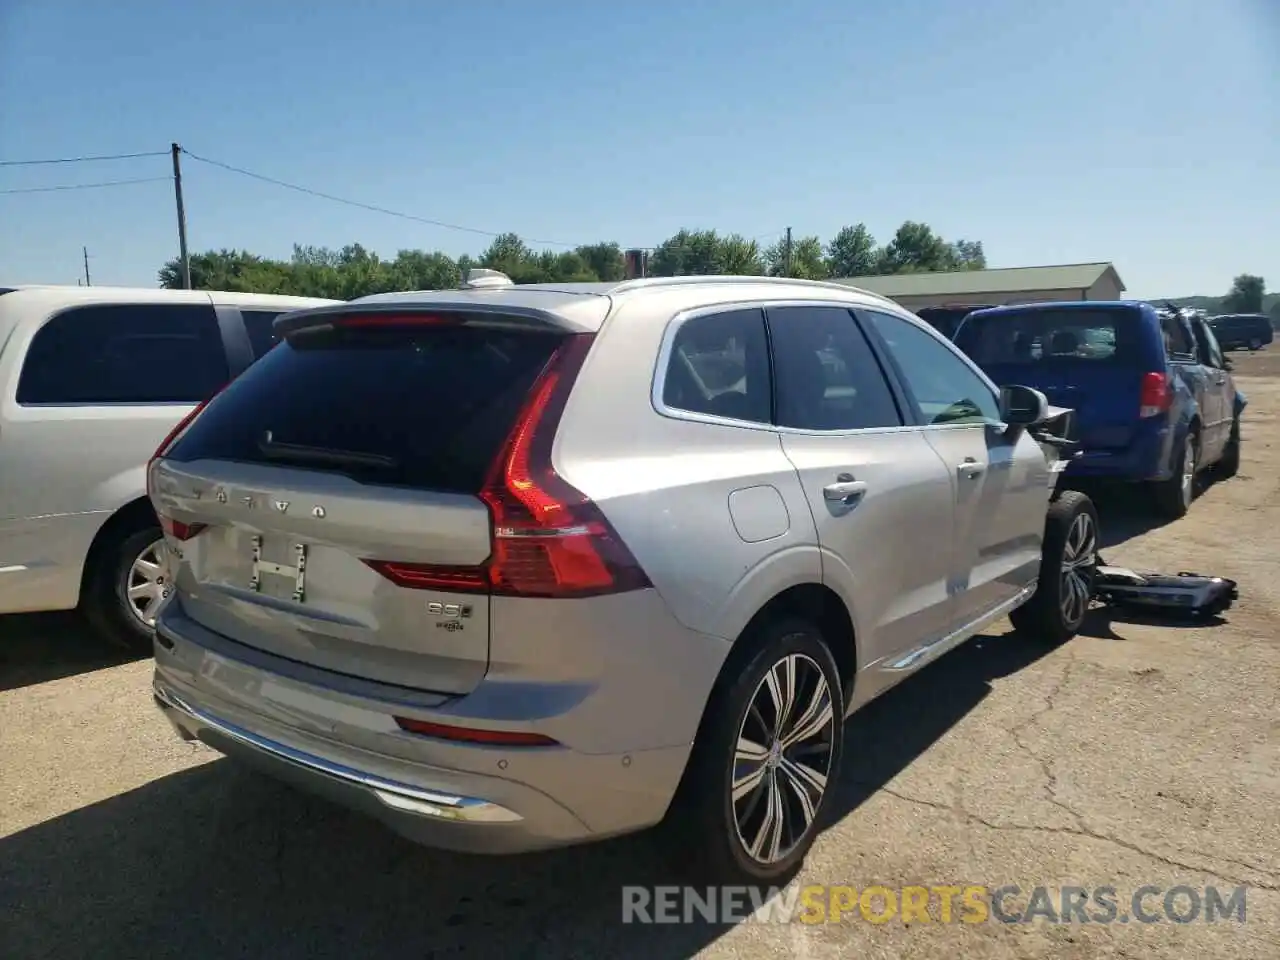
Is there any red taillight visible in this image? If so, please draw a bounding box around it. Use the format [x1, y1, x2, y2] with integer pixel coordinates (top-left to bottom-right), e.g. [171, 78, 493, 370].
[364, 333, 653, 599]
[1139, 371, 1172, 418]
[160, 516, 206, 541]
[149, 387, 225, 532]
[393, 716, 559, 747]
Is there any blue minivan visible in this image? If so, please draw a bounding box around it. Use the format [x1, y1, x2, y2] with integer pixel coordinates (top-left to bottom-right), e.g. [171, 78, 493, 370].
[953, 301, 1245, 518]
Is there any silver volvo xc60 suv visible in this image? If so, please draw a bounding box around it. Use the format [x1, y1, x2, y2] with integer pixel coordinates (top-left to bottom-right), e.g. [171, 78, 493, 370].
[148, 272, 1097, 883]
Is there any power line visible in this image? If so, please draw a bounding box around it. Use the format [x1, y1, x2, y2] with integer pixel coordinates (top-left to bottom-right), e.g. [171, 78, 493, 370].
[0, 150, 167, 167]
[0, 176, 171, 195]
[180, 148, 582, 249]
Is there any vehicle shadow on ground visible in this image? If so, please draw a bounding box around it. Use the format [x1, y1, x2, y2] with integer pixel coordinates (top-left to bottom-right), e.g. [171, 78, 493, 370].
[0, 626, 1061, 960]
[1077, 603, 1228, 642]
[0, 612, 142, 693]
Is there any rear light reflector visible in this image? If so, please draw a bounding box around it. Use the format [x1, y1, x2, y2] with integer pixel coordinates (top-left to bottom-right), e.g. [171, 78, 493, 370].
[160, 516, 206, 541]
[394, 716, 559, 747]
[361, 560, 488, 592]
[363, 333, 653, 599]
[1139, 371, 1172, 418]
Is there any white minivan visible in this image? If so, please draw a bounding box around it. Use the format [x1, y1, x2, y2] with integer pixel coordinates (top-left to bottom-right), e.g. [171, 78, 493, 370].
[0, 285, 339, 648]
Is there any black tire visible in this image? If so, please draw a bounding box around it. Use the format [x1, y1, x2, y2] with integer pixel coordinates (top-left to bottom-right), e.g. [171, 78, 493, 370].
[1009, 490, 1098, 645]
[665, 618, 844, 886]
[1216, 416, 1241, 479]
[1151, 429, 1197, 520]
[82, 523, 166, 653]
[1248, 339, 1261, 351]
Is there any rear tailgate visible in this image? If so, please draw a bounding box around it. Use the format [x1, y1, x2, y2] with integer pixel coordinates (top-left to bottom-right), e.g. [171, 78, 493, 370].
[150, 311, 571, 695]
[955, 307, 1149, 449]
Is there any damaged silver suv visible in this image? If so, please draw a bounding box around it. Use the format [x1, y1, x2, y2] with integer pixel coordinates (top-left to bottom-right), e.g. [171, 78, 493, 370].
[148, 271, 1095, 883]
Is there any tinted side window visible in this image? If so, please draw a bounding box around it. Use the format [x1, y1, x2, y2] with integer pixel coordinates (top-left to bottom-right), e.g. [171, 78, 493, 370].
[767, 305, 901, 430]
[241, 310, 284, 358]
[662, 309, 771, 425]
[17, 303, 228, 404]
[861, 310, 1000, 425]
[1197, 321, 1225, 368]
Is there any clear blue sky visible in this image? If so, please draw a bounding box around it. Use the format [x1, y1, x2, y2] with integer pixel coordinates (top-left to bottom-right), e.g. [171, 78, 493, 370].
[2, 0, 1276, 299]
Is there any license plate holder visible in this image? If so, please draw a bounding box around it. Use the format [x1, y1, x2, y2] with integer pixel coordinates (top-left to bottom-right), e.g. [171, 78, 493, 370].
[248, 535, 308, 602]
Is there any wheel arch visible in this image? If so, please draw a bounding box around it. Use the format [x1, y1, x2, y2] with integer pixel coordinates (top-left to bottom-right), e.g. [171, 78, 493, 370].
[77, 495, 159, 604]
[714, 581, 858, 713]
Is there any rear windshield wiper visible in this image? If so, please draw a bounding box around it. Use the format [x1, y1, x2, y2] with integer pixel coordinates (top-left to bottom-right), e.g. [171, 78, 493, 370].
[256, 432, 400, 469]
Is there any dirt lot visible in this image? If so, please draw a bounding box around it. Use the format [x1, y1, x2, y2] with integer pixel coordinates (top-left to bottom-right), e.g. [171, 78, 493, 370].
[3, 351, 1278, 960]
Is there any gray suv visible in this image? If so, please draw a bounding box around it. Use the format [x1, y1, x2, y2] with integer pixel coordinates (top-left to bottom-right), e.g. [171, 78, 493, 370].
[148, 272, 1096, 883]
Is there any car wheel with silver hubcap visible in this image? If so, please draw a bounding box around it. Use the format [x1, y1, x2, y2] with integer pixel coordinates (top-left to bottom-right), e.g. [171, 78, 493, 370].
[125, 537, 168, 628]
[82, 520, 168, 653]
[1153, 429, 1198, 520]
[1179, 435, 1196, 511]
[1010, 490, 1099, 644]
[667, 619, 844, 884]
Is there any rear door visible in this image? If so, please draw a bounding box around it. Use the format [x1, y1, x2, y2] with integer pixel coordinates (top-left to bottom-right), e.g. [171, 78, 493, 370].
[766, 304, 957, 668]
[153, 316, 567, 695]
[1, 300, 229, 524]
[955, 307, 1146, 451]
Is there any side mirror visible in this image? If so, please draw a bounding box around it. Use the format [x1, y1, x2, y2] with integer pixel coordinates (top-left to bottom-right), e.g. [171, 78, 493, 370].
[999, 384, 1049, 426]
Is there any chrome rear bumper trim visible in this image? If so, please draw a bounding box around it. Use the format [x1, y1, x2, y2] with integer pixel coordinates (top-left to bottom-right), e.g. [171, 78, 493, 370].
[153, 683, 522, 824]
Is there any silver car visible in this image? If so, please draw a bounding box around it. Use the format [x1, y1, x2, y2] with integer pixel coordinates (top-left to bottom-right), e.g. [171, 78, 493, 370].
[149, 272, 1097, 883]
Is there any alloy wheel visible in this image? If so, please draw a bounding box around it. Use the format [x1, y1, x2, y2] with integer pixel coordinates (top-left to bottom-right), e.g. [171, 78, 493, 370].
[731, 653, 836, 865]
[125, 537, 169, 627]
[1059, 511, 1096, 627]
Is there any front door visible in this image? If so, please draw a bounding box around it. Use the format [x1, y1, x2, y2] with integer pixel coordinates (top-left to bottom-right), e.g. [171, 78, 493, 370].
[1192, 320, 1232, 462]
[858, 308, 1050, 633]
[765, 304, 957, 670]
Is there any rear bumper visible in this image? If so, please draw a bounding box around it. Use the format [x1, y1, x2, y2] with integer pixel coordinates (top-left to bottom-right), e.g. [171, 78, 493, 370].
[153, 681, 542, 852]
[1064, 422, 1174, 482]
[152, 593, 727, 855]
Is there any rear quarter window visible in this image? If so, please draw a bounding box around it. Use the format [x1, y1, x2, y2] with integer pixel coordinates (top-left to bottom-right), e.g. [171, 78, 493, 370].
[956, 309, 1142, 365]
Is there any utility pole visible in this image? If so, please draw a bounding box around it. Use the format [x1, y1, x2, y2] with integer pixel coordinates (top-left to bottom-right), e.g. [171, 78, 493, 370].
[784, 227, 793, 277]
[82, 246, 91, 286]
[171, 143, 191, 289]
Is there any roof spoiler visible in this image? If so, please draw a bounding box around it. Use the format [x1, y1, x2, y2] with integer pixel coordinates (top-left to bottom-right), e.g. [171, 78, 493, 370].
[272, 301, 575, 339]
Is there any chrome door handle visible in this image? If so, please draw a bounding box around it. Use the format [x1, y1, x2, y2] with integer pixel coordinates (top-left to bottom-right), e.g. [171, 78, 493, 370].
[958, 459, 986, 479]
[823, 476, 868, 503]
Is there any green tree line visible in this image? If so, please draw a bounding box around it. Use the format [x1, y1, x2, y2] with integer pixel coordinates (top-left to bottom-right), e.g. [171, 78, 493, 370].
[1166, 274, 1278, 329]
[158, 220, 988, 298]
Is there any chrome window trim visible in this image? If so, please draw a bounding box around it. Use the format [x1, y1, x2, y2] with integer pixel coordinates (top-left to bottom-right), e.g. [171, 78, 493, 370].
[651, 296, 942, 439]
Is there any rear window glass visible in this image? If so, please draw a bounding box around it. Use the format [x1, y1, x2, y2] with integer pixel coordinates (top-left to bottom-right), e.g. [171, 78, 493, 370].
[955, 309, 1138, 365]
[165, 323, 562, 493]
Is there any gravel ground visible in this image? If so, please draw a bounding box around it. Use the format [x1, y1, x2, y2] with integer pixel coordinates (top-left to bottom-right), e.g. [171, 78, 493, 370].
[2, 351, 1277, 960]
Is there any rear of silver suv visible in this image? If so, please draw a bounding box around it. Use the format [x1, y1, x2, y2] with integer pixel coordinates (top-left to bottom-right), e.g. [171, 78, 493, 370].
[149, 285, 740, 866]
[150, 275, 1084, 883]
